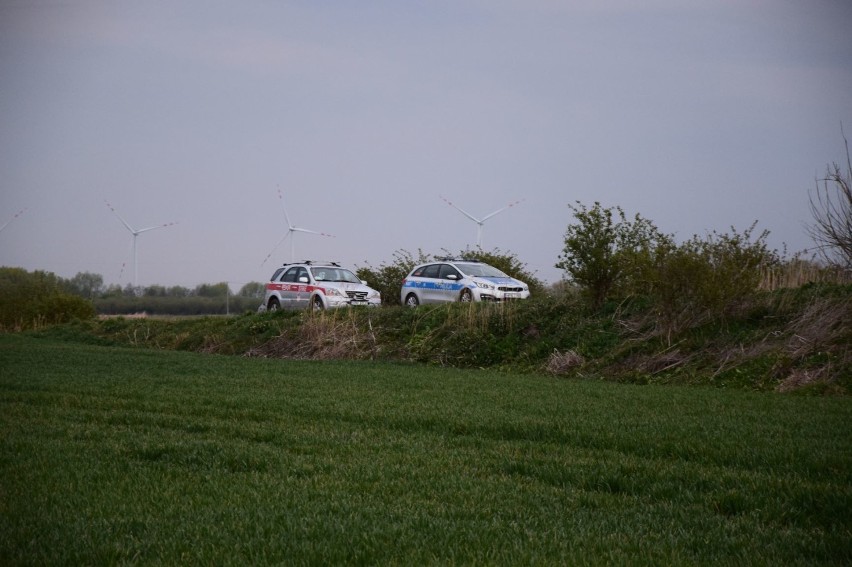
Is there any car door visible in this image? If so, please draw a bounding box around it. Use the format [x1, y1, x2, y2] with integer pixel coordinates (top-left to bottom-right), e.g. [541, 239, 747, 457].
[418, 263, 443, 303]
[438, 264, 464, 300]
[291, 266, 311, 308]
[279, 267, 303, 308]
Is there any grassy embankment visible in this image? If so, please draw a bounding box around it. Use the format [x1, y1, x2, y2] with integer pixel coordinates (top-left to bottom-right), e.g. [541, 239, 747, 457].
[32, 283, 852, 393]
[1, 334, 850, 564]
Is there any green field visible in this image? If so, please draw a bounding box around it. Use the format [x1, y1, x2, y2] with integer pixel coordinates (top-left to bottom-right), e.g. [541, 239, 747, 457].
[1, 334, 850, 565]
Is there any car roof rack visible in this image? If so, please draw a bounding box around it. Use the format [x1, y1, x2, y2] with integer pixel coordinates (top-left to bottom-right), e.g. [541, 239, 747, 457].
[435, 256, 481, 263]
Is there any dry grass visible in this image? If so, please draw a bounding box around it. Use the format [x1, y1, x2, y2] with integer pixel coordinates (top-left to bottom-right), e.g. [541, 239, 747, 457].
[247, 310, 379, 360]
[544, 349, 585, 375]
[760, 260, 851, 291]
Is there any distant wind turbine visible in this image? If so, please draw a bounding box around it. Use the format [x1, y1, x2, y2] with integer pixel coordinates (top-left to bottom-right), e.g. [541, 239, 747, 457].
[105, 200, 176, 287]
[0, 208, 27, 234]
[260, 189, 335, 266]
[440, 196, 524, 247]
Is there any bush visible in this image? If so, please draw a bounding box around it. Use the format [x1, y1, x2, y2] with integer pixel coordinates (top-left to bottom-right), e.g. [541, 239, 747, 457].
[555, 201, 669, 308]
[646, 223, 779, 340]
[357, 250, 431, 306]
[0, 267, 96, 331]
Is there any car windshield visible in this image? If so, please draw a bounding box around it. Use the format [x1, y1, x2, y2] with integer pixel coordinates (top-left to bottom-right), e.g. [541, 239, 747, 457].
[310, 267, 361, 283]
[455, 263, 508, 278]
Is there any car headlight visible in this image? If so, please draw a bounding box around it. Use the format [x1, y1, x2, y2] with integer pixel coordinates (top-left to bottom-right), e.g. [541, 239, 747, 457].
[325, 288, 344, 297]
[474, 281, 494, 290]
[368, 290, 381, 299]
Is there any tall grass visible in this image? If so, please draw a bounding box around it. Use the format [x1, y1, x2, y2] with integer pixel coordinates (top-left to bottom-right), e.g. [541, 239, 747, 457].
[1, 335, 850, 564]
[759, 259, 852, 290]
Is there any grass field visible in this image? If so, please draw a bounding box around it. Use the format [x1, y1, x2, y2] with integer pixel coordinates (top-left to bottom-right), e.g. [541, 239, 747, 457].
[1, 334, 850, 565]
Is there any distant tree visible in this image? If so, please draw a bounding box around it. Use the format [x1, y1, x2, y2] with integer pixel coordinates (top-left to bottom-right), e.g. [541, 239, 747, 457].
[195, 282, 229, 298]
[64, 271, 104, 299]
[555, 201, 668, 309]
[143, 285, 168, 297]
[101, 283, 124, 298]
[238, 282, 266, 298]
[123, 284, 141, 297]
[807, 129, 852, 269]
[167, 285, 191, 297]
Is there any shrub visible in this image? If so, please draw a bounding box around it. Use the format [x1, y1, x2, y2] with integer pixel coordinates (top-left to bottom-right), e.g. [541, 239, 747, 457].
[555, 201, 669, 309]
[357, 249, 431, 306]
[0, 267, 96, 331]
[807, 129, 852, 269]
[646, 223, 779, 340]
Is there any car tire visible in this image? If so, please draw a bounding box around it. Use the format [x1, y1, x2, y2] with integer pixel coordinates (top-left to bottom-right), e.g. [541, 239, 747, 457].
[459, 289, 473, 303]
[404, 293, 419, 307]
[311, 295, 325, 311]
[268, 297, 281, 311]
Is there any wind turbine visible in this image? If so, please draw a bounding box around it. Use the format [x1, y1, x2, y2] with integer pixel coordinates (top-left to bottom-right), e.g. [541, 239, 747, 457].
[440, 196, 524, 247]
[0, 208, 26, 234]
[105, 200, 176, 287]
[260, 189, 334, 266]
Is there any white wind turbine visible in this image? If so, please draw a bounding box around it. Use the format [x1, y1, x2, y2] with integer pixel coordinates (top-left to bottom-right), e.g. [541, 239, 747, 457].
[440, 196, 524, 247]
[105, 200, 176, 287]
[0, 208, 27, 234]
[260, 189, 335, 266]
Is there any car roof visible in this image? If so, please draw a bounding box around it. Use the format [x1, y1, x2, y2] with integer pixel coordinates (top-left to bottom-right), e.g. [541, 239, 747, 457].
[278, 260, 343, 268]
[416, 257, 483, 266]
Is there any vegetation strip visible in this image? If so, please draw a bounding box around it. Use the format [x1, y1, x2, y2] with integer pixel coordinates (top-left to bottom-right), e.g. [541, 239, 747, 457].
[1, 335, 850, 564]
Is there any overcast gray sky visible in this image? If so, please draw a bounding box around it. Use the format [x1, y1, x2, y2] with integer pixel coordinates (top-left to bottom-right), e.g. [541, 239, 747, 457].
[1, 1, 851, 289]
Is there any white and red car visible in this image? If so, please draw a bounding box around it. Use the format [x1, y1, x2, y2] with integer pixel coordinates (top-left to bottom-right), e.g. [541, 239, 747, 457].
[262, 262, 381, 311]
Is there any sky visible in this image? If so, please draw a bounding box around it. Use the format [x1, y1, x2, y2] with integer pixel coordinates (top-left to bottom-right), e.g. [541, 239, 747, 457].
[1, 0, 851, 290]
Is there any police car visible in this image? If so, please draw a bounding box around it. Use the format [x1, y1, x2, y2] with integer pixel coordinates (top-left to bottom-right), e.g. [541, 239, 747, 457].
[400, 258, 530, 307]
[262, 261, 381, 311]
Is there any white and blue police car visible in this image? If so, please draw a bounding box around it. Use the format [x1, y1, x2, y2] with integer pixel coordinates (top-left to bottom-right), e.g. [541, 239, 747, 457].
[400, 258, 530, 307]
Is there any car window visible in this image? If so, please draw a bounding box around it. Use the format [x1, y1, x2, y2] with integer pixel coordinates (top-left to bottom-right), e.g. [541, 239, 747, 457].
[456, 263, 508, 278]
[439, 264, 461, 280]
[282, 267, 301, 282]
[311, 267, 360, 283]
[271, 268, 285, 282]
[421, 264, 441, 278]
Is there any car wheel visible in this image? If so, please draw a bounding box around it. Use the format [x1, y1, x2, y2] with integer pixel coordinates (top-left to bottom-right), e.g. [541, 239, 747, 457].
[311, 295, 325, 311]
[404, 293, 419, 307]
[268, 297, 280, 311]
[459, 289, 473, 303]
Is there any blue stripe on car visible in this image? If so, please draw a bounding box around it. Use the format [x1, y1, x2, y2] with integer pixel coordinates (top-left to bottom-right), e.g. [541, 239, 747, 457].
[403, 280, 465, 291]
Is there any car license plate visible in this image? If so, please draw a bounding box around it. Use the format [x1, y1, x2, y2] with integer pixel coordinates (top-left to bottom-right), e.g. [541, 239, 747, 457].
[350, 300, 368, 305]
[504, 292, 520, 299]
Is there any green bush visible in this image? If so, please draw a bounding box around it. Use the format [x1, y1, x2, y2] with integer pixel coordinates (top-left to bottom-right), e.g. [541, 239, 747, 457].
[555, 201, 668, 308]
[647, 223, 779, 340]
[0, 267, 96, 331]
[357, 250, 430, 306]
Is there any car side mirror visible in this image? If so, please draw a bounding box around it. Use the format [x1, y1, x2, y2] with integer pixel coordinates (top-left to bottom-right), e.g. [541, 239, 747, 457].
[361, 280, 369, 285]
[299, 276, 309, 283]
[446, 274, 458, 280]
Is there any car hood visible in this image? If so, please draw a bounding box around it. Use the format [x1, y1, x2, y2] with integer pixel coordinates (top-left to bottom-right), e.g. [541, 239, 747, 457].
[322, 282, 377, 292]
[476, 277, 524, 286]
